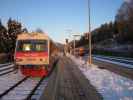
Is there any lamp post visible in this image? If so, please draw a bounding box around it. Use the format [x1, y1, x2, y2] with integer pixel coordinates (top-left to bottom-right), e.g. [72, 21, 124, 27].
[87, 0, 92, 65]
[73, 34, 81, 56]
[65, 29, 72, 54]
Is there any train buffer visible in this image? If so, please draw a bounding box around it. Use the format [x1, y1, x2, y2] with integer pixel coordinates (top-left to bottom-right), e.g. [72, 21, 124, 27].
[41, 56, 102, 100]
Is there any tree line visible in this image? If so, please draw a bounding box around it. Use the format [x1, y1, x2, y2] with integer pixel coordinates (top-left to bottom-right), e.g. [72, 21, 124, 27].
[0, 18, 45, 54]
[77, 1, 133, 47]
[0, 18, 28, 53]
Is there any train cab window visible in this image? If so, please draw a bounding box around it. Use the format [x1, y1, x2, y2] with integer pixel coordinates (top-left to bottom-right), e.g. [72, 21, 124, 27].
[16, 40, 48, 52]
[35, 44, 47, 51]
[17, 42, 33, 52]
[34, 40, 48, 52]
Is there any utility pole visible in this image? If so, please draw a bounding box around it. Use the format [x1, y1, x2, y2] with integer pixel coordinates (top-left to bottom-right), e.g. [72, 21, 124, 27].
[88, 0, 92, 65]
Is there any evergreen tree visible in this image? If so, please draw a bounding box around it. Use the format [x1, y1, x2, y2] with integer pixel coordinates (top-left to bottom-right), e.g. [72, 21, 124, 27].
[7, 18, 22, 52]
[0, 20, 8, 52]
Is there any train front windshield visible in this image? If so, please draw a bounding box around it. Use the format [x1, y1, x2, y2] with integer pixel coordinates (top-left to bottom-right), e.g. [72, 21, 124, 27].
[16, 40, 48, 52]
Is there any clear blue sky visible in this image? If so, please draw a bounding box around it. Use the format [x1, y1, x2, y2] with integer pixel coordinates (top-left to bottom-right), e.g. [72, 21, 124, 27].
[0, 0, 124, 43]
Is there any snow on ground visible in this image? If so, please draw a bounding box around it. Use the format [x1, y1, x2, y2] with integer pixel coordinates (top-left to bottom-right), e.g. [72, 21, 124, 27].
[68, 54, 133, 100]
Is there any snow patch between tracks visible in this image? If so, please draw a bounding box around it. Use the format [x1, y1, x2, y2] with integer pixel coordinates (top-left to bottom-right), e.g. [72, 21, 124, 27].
[68, 54, 133, 100]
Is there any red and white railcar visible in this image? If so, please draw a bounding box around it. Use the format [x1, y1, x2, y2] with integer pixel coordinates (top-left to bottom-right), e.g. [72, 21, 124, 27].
[14, 32, 58, 77]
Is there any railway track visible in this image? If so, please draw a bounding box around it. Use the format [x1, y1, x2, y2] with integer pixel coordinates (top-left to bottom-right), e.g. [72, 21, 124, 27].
[29, 77, 48, 100]
[0, 63, 15, 76]
[93, 55, 133, 69]
[0, 71, 48, 100]
[94, 55, 133, 64]
[0, 77, 28, 98]
[0, 63, 12, 67]
[83, 54, 133, 69]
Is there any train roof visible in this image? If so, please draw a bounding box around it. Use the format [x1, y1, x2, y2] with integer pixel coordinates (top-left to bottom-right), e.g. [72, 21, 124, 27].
[17, 32, 49, 40]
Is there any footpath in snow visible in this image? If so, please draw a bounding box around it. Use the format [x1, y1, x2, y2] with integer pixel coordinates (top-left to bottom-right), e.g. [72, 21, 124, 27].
[68, 54, 133, 100]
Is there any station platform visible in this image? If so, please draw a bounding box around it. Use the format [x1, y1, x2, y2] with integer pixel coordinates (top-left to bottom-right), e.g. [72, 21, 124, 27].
[39, 56, 102, 100]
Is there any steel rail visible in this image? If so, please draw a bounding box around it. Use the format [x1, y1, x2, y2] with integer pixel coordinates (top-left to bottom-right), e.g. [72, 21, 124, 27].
[0, 69, 15, 76]
[25, 76, 46, 100]
[0, 76, 29, 98]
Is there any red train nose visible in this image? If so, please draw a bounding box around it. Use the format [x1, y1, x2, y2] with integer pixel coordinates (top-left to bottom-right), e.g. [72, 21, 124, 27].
[21, 66, 48, 77]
